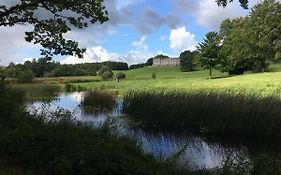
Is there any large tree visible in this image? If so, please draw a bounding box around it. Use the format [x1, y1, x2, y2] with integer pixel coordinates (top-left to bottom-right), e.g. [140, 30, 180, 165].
[0, 0, 108, 59]
[248, 0, 281, 72]
[197, 32, 222, 79]
[219, 17, 256, 74]
[219, 0, 281, 73]
[179, 50, 198, 72]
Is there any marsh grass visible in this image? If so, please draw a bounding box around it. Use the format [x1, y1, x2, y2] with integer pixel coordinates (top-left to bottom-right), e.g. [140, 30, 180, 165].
[81, 90, 117, 113]
[123, 90, 281, 138]
[11, 83, 60, 101]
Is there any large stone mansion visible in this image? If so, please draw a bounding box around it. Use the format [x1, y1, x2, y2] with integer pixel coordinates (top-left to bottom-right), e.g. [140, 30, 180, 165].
[152, 57, 180, 66]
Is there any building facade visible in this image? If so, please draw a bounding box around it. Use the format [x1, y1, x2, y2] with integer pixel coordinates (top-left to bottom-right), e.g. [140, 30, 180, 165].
[152, 58, 180, 66]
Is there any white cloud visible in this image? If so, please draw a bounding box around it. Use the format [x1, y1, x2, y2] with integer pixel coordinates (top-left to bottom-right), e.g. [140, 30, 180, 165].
[169, 26, 197, 53]
[132, 36, 146, 47]
[61, 46, 153, 65]
[0, 25, 41, 66]
[196, 0, 249, 30]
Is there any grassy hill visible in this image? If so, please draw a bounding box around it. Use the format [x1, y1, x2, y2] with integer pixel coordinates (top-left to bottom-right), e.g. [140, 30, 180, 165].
[32, 63, 281, 97]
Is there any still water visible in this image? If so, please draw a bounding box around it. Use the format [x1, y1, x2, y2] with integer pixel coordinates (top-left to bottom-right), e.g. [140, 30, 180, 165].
[27, 92, 281, 170]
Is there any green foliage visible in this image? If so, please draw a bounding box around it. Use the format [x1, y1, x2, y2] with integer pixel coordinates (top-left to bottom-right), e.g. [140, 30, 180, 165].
[81, 90, 116, 112]
[216, 0, 249, 8]
[0, 67, 7, 80]
[219, 0, 281, 73]
[197, 32, 223, 78]
[101, 71, 113, 81]
[98, 66, 111, 76]
[179, 50, 198, 72]
[154, 54, 170, 59]
[146, 58, 154, 66]
[123, 90, 281, 138]
[17, 69, 35, 83]
[116, 72, 126, 80]
[0, 0, 108, 58]
[12, 83, 60, 101]
[129, 63, 148, 69]
[219, 154, 281, 175]
[248, 0, 281, 71]
[152, 72, 156, 79]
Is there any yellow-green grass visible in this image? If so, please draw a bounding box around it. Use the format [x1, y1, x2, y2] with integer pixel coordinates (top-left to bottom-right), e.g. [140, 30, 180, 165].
[30, 63, 281, 97]
[34, 76, 101, 84]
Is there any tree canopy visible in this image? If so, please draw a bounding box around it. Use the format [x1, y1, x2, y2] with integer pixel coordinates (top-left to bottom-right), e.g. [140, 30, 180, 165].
[0, 0, 108, 59]
[216, 0, 249, 9]
[196, 32, 222, 79]
[219, 0, 281, 73]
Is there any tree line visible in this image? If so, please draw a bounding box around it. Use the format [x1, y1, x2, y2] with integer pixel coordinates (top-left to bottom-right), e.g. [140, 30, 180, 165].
[1, 58, 128, 81]
[181, 0, 281, 78]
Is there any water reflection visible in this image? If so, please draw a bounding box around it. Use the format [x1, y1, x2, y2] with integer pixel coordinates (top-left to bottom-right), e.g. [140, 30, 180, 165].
[27, 92, 281, 170]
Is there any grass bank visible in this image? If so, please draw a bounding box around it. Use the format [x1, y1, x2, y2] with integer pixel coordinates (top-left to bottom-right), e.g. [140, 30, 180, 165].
[123, 90, 281, 138]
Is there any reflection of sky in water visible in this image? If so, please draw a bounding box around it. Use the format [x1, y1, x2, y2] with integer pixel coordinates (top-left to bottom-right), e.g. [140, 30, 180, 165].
[27, 92, 273, 170]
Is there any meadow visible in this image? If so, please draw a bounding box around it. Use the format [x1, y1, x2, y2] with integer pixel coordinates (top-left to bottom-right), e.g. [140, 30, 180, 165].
[35, 63, 281, 97]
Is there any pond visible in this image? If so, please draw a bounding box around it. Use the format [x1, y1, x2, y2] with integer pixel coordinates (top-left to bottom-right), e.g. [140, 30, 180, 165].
[27, 92, 281, 170]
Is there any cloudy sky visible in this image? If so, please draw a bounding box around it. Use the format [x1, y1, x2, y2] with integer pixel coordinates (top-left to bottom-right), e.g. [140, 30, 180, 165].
[0, 0, 263, 65]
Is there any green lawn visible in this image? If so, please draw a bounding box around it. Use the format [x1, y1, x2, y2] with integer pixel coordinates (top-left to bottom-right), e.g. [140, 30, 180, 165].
[34, 64, 281, 97]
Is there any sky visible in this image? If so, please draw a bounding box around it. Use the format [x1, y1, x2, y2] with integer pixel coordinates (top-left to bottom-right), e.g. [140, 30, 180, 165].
[0, 0, 264, 66]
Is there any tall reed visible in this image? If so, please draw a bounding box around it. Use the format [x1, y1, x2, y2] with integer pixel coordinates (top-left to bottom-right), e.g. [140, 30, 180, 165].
[81, 90, 116, 112]
[123, 90, 281, 138]
[12, 83, 60, 101]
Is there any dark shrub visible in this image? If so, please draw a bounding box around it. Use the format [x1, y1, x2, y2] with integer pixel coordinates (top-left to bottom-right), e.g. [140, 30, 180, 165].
[116, 72, 126, 80]
[98, 66, 111, 76]
[17, 70, 35, 83]
[152, 73, 156, 79]
[102, 71, 113, 81]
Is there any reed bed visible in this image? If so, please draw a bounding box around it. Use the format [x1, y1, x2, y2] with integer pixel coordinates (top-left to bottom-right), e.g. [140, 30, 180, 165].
[11, 83, 60, 101]
[81, 90, 116, 112]
[123, 90, 281, 138]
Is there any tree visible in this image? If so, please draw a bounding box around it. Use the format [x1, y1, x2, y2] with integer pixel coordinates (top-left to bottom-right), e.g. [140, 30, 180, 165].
[154, 54, 169, 59]
[146, 58, 154, 66]
[197, 32, 222, 79]
[219, 0, 281, 73]
[248, 0, 281, 72]
[116, 72, 126, 82]
[216, 0, 249, 9]
[101, 71, 113, 81]
[98, 66, 111, 76]
[219, 18, 256, 74]
[17, 69, 35, 83]
[0, 0, 108, 59]
[179, 50, 198, 72]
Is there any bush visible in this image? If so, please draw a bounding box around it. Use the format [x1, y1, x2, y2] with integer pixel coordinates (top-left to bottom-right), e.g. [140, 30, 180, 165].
[98, 66, 112, 76]
[116, 72, 126, 80]
[152, 73, 156, 79]
[17, 70, 35, 83]
[102, 71, 113, 81]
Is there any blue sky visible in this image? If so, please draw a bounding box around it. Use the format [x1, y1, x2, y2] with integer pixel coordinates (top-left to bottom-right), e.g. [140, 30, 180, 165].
[0, 0, 261, 65]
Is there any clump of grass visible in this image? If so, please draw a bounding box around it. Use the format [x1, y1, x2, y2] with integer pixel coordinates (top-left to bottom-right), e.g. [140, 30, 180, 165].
[123, 90, 281, 138]
[11, 83, 60, 101]
[81, 90, 116, 112]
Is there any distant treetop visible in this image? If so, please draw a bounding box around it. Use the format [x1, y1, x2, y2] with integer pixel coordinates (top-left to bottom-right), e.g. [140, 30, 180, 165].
[216, 0, 249, 9]
[154, 54, 170, 59]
